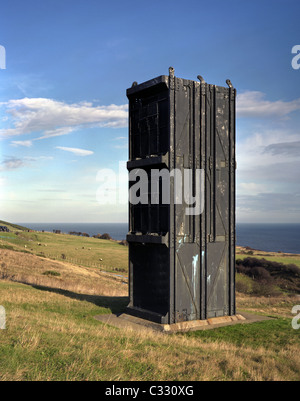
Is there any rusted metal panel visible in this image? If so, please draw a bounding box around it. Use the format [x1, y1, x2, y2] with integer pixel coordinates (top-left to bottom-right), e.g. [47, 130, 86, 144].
[126, 68, 236, 324]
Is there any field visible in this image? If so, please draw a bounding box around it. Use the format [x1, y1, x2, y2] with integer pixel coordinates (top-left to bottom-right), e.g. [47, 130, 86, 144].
[236, 246, 300, 268]
[0, 225, 300, 381]
[0, 221, 128, 273]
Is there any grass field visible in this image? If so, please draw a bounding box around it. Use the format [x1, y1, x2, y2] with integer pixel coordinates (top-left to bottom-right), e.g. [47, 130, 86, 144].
[0, 279, 299, 381]
[0, 220, 30, 232]
[0, 229, 300, 381]
[0, 228, 128, 273]
[236, 246, 300, 268]
[1, 228, 300, 274]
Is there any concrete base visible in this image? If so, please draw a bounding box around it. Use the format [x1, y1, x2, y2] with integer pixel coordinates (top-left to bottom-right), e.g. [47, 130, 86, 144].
[94, 312, 272, 333]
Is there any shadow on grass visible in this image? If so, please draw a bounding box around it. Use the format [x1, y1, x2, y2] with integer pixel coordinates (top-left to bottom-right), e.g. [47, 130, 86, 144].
[30, 284, 129, 314]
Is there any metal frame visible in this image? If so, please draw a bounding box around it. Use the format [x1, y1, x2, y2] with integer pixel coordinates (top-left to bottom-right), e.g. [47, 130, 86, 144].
[126, 68, 236, 324]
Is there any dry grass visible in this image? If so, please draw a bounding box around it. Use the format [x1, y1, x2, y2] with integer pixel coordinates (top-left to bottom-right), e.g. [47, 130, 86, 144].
[0, 230, 128, 272]
[1, 281, 299, 381]
[0, 248, 299, 381]
[0, 249, 128, 297]
[237, 292, 300, 318]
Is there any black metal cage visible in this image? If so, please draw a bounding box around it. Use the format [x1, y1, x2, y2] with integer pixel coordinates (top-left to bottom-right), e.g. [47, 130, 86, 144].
[126, 68, 236, 324]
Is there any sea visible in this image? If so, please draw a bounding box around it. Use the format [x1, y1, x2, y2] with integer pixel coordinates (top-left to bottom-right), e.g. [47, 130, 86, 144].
[18, 222, 300, 254]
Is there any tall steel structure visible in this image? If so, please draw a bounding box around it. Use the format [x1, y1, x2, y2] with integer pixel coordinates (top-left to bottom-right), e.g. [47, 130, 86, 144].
[126, 68, 236, 325]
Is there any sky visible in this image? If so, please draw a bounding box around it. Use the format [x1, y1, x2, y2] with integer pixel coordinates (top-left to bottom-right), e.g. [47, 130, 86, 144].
[0, 0, 300, 223]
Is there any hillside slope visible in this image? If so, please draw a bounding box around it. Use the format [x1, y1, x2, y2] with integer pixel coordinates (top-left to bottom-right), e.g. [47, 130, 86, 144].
[0, 220, 30, 231]
[0, 248, 127, 298]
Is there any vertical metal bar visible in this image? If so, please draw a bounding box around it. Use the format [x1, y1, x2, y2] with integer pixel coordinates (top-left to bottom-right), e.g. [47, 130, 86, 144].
[128, 99, 133, 308]
[192, 81, 197, 244]
[203, 82, 209, 320]
[188, 83, 192, 243]
[169, 67, 176, 324]
[139, 104, 142, 158]
[212, 85, 216, 242]
[156, 101, 160, 156]
[194, 81, 201, 319]
[228, 85, 236, 316]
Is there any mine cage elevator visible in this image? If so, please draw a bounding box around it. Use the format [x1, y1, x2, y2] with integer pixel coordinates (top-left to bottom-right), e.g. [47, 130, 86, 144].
[126, 68, 236, 325]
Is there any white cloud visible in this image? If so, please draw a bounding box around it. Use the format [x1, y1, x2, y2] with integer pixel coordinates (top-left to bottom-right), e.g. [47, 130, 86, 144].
[113, 136, 127, 140]
[36, 127, 75, 140]
[264, 141, 300, 157]
[112, 135, 128, 149]
[0, 156, 53, 171]
[237, 128, 300, 205]
[56, 146, 94, 156]
[237, 129, 300, 172]
[0, 97, 128, 139]
[238, 182, 273, 196]
[236, 193, 300, 223]
[237, 91, 300, 118]
[11, 140, 32, 147]
[0, 157, 26, 171]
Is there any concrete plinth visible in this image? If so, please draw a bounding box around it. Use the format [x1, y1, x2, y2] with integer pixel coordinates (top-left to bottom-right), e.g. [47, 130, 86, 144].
[94, 312, 272, 334]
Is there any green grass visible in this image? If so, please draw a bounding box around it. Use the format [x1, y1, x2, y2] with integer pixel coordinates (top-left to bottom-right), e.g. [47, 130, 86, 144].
[0, 230, 128, 273]
[0, 222, 299, 380]
[182, 319, 299, 351]
[0, 220, 30, 231]
[236, 273, 254, 294]
[236, 253, 300, 268]
[0, 281, 299, 381]
[42, 270, 61, 277]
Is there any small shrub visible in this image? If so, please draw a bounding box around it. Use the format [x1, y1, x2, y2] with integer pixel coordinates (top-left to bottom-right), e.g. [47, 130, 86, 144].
[235, 274, 253, 294]
[236, 280, 251, 294]
[286, 264, 300, 277]
[113, 267, 126, 273]
[43, 270, 61, 277]
[251, 266, 272, 281]
[252, 281, 281, 297]
[100, 233, 112, 240]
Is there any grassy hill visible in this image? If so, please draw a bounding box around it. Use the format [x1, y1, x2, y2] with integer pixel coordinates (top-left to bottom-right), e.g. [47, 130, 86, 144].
[0, 220, 30, 232]
[0, 248, 299, 381]
[0, 228, 128, 273]
[0, 224, 300, 380]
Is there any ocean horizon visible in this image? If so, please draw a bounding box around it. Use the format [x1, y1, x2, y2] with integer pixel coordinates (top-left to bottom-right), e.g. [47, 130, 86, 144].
[17, 222, 300, 254]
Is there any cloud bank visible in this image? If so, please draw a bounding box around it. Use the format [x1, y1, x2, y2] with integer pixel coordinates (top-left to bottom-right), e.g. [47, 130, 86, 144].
[236, 91, 300, 118]
[0, 98, 128, 139]
[1, 92, 299, 143]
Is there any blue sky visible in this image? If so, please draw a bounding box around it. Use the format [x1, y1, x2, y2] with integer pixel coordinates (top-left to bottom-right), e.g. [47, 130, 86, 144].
[0, 0, 300, 223]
